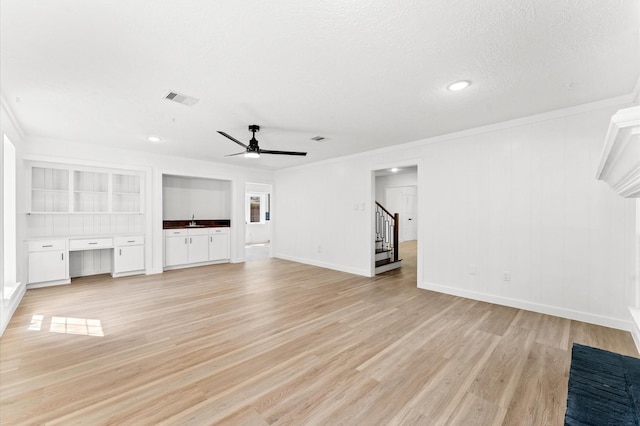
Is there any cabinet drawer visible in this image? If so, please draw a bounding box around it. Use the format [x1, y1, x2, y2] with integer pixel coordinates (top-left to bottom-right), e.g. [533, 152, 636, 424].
[28, 240, 66, 252]
[164, 229, 187, 237]
[188, 228, 209, 236]
[69, 238, 114, 251]
[208, 227, 229, 235]
[115, 236, 144, 246]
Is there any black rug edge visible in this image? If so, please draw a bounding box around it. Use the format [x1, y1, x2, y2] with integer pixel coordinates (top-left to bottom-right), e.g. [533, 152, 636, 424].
[565, 343, 640, 426]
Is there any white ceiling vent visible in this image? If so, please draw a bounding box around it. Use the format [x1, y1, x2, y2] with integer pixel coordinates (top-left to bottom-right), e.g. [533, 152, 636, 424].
[163, 91, 199, 106]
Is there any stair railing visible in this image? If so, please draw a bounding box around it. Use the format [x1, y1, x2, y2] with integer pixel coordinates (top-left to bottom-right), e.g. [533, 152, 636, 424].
[375, 201, 399, 263]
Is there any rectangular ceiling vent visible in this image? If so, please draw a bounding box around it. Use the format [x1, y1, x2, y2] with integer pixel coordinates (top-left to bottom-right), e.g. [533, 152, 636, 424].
[163, 91, 199, 106]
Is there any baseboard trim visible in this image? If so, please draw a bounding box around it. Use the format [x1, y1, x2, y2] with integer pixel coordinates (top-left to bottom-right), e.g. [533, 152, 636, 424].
[163, 259, 230, 271]
[26, 279, 71, 289]
[274, 253, 370, 277]
[420, 281, 631, 331]
[628, 308, 640, 353]
[1, 283, 26, 336]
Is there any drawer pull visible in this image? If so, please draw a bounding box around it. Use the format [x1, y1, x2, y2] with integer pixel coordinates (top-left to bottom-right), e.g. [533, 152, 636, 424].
[127, 240, 135, 243]
[42, 244, 53, 248]
[88, 242, 98, 245]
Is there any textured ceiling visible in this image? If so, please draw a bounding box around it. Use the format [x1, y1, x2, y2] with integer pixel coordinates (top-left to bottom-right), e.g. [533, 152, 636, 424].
[1, 0, 638, 169]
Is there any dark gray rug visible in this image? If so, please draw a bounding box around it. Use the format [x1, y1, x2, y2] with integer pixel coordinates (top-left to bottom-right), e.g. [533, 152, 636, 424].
[565, 343, 640, 425]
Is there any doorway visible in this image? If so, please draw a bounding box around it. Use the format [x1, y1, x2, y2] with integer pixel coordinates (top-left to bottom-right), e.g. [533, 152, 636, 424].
[373, 165, 419, 281]
[245, 183, 272, 262]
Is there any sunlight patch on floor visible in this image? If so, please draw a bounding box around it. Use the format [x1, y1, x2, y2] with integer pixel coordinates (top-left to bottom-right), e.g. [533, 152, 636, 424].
[28, 314, 104, 336]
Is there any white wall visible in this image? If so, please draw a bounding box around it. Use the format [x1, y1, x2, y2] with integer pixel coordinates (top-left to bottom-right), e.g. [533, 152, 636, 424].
[1, 98, 27, 335]
[375, 169, 418, 205]
[274, 160, 372, 276]
[274, 100, 638, 330]
[163, 175, 231, 220]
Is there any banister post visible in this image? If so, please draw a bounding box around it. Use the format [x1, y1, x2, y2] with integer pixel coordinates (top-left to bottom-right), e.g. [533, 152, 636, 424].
[393, 213, 399, 262]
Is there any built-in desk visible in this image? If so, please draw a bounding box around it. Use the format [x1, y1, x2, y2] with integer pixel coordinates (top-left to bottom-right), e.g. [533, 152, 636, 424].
[69, 237, 114, 251]
[26, 235, 145, 288]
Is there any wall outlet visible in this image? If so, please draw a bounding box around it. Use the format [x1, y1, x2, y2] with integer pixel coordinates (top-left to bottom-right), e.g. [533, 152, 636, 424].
[503, 271, 511, 281]
[317, 245, 322, 253]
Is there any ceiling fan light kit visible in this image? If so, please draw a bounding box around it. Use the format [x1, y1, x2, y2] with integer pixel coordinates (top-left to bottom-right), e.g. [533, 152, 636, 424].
[218, 124, 307, 159]
[244, 147, 260, 158]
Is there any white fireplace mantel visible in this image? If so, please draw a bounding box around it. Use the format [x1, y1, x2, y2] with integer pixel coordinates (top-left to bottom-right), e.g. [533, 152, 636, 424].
[596, 105, 640, 198]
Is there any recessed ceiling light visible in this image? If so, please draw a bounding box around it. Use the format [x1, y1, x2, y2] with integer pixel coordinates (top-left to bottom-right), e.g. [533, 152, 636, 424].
[390, 168, 399, 173]
[147, 136, 161, 143]
[447, 80, 471, 91]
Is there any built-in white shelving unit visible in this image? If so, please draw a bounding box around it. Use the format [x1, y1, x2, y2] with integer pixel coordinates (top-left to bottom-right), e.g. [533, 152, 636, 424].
[27, 163, 144, 215]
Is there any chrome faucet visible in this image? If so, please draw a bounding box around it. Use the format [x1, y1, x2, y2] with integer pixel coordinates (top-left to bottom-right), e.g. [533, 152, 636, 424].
[190, 214, 196, 226]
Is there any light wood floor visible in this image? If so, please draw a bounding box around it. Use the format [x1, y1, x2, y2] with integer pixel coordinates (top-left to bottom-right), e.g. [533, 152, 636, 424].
[1, 241, 637, 425]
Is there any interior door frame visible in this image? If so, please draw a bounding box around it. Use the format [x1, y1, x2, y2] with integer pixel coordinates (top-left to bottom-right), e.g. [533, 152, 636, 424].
[369, 159, 423, 286]
[244, 182, 274, 258]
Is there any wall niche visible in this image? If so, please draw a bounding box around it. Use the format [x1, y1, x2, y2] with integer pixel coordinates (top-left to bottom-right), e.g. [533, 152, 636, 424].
[162, 175, 231, 221]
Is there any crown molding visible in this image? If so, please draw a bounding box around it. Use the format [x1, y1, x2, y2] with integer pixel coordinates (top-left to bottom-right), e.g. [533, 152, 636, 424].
[595, 105, 640, 198]
[279, 95, 637, 174]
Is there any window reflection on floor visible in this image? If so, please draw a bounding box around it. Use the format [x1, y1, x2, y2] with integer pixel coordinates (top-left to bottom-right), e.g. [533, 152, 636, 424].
[245, 243, 270, 262]
[28, 314, 44, 331]
[27, 314, 104, 336]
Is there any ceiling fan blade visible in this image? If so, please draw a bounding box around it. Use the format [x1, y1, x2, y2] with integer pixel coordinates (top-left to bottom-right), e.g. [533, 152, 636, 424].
[217, 131, 248, 148]
[260, 149, 307, 156]
[225, 151, 246, 157]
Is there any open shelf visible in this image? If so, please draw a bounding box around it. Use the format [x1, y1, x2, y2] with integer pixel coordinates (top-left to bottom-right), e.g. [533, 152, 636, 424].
[28, 165, 143, 214]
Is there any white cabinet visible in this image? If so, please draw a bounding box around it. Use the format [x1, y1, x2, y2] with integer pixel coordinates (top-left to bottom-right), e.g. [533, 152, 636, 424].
[209, 228, 230, 261]
[165, 229, 189, 267]
[188, 229, 209, 264]
[27, 240, 69, 286]
[164, 227, 230, 268]
[113, 236, 144, 276]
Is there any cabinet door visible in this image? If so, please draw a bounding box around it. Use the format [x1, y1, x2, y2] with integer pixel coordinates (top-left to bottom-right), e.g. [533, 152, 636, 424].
[165, 236, 189, 266]
[209, 234, 229, 260]
[114, 245, 144, 273]
[28, 251, 66, 283]
[188, 235, 209, 263]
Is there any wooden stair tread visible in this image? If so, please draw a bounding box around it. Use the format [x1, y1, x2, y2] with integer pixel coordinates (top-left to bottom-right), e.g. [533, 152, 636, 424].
[375, 248, 393, 254]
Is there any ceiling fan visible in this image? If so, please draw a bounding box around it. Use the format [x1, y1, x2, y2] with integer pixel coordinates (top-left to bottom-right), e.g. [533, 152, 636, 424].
[217, 125, 307, 158]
